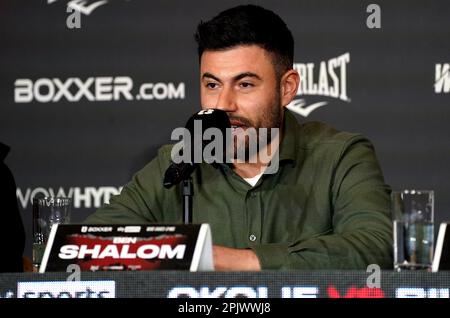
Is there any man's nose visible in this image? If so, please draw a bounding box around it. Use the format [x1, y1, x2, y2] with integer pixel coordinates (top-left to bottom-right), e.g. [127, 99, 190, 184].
[214, 87, 237, 112]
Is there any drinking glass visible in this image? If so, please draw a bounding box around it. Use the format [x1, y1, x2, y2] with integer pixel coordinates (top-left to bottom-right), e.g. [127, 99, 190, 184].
[32, 196, 71, 271]
[392, 190, 434, 271]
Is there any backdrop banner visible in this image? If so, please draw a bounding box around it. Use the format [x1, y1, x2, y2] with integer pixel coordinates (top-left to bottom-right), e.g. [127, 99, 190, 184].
[1, 0, 449, 258]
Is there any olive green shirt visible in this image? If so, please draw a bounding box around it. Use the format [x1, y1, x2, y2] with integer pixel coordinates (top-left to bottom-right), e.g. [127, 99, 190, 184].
[86, 111, 393, 270]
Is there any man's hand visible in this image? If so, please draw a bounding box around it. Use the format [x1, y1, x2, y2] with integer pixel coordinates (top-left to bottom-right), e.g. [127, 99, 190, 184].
[213, 245, 261, 271]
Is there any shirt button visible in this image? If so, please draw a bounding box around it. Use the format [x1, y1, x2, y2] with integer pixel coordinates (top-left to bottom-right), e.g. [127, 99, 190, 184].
[249, 234, 257, 242]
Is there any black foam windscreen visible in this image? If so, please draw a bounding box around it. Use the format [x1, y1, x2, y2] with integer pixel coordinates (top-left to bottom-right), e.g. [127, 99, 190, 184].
[163, 109, 231, 188]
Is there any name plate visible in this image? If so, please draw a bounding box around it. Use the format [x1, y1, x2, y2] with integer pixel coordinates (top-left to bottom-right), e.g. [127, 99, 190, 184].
[39, 224, 213, 273]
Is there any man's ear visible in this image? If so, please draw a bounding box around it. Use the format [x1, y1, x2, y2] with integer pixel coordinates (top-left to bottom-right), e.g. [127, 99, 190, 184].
[280, 69, 300, 107]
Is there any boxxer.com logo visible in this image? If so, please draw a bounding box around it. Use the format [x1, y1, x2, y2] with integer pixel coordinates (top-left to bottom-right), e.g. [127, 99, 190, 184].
[287, 52, 351, 117]
[14, 77, 185, 103]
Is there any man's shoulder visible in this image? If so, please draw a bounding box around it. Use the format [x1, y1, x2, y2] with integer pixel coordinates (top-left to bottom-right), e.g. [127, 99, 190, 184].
[296, 120, 365, 150]
[157, 143, 176, 158]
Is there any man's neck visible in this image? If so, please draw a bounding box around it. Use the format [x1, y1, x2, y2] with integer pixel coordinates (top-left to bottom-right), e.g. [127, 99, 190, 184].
[233, 162, 266, 179]
[232, 127, 283, 179]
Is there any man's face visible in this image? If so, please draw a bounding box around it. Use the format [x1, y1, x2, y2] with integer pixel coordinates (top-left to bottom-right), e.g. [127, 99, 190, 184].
[200, 45, 283, 133]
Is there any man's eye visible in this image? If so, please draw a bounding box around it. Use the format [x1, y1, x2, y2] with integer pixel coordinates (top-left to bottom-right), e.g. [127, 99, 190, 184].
[206, 83, 218, 89]
[240, 82, 254, 88]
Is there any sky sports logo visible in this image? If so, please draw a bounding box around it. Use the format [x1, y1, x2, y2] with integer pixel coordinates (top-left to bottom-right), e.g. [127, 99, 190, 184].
[14, 76, 185, 103]
[17, 281, 115, 298]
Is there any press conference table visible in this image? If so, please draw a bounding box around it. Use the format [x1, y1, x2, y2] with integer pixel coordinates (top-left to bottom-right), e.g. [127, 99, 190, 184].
[0, 270, 449, 298]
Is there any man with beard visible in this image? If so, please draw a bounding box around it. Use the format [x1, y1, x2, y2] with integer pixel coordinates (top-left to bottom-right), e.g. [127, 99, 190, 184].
[86, 5, 393, 270]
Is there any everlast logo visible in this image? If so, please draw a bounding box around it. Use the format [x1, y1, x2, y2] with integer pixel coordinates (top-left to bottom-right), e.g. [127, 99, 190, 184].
[48, 0, 109, 16]
[288, 52, 350, 117]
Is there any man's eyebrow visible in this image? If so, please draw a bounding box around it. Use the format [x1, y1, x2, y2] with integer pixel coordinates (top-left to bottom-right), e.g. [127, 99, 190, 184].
[202, 72, 221, 82]
[233, 72, 262, 81]
[201, 72, 262, 82]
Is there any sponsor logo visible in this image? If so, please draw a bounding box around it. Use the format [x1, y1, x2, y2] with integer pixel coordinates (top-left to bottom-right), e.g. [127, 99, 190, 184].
[167, 285, 387, 298]
[16, 186, 122, 209]
[17, 281, 115, 298]
[146, 226, 176, 232]
[327, 285, 385, 298]
[281, 287, 318, 298]
[14, 77, 185, 103]
[396, 288, 449, 298]
[435, 63, 450, 93]
[168, 286, 318, 298]
[81, 226, 114, 233]
[85, 225, 148, 234]
[287, 52, 350, 117]
[48, 0, 109, 16]
[168, 286, 269, 298]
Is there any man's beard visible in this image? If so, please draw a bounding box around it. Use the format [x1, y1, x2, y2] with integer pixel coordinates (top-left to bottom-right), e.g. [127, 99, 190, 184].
[229, 94, 282, 162]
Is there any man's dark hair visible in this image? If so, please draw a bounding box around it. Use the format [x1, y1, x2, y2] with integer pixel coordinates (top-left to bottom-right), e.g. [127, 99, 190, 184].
[194, 5, 294, 78]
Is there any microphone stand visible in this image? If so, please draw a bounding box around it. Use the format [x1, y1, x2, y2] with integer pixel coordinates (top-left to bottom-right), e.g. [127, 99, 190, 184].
[182, 177, 193, 224]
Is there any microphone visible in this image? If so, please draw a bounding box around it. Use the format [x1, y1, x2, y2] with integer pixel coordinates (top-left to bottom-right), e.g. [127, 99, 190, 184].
[163, 109, 231, 188]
